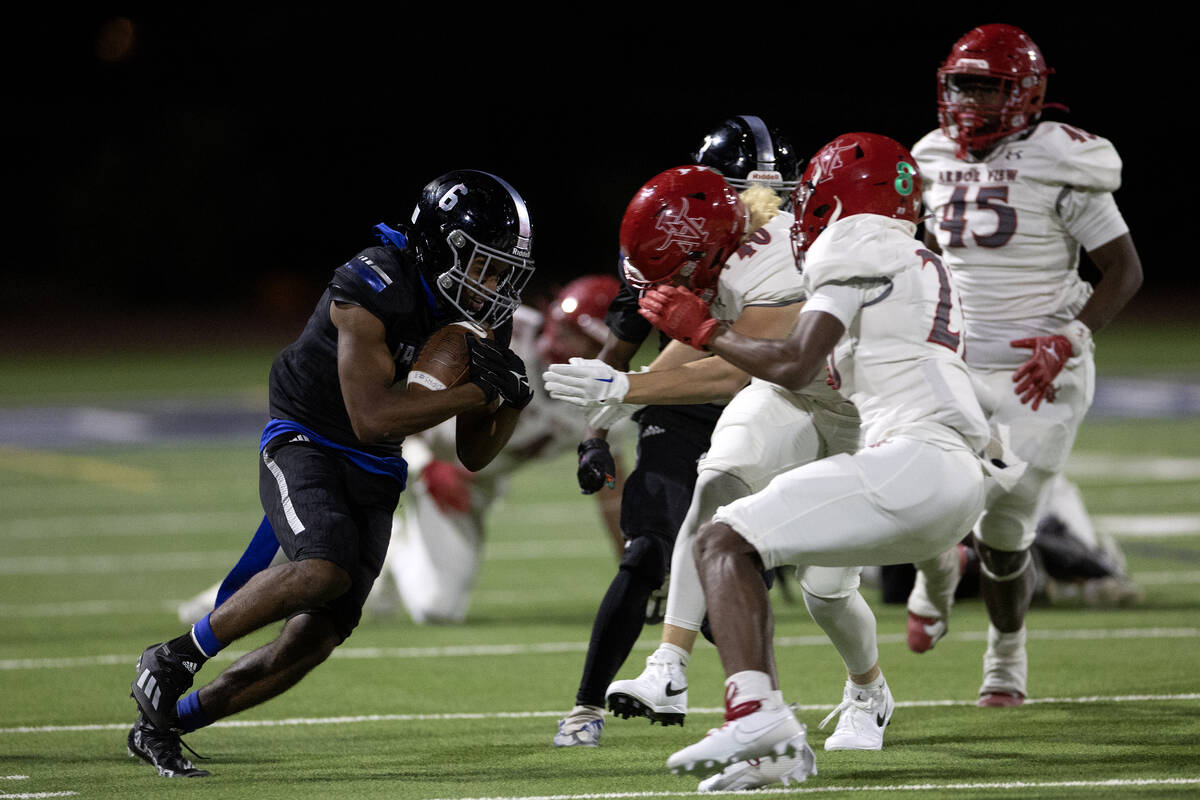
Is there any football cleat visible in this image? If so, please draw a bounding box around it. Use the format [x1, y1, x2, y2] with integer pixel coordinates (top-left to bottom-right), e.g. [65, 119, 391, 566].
[131, 642, 199, 732]
[553, 704, 604, 747]
[605, 649, 688, 726]
[819, 679, 895, 751]
[907, 612, 947, 654]
[127, 712, 210, 778]
[979, 626, 1027, 707]
[667, 701, 802, 777]
[697, 728, 817, 791]
[978, 691, 1025, 707]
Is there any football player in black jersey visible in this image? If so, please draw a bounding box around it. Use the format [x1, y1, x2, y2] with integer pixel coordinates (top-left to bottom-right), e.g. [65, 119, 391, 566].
[127, 170, 536, 777]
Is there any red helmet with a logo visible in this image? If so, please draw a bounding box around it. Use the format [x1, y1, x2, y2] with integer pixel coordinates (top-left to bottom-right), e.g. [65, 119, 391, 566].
[937, 23, 1052, 158]
[536, 274, 621, 364]
[790, 133, 922, 254]
[619, 165, 747, 297]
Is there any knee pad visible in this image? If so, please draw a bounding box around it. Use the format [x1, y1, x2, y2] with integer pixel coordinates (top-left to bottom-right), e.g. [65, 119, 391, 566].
[976, 542, 1032, 582]
[798, 565, 862, 600]
[619, 535, 670, 585]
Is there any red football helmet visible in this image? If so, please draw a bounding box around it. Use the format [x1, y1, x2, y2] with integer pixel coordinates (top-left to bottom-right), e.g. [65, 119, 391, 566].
[937, 24, 1052, 158]
[619, 165, 748, 297]
[790, 133, 923, 254]
[536, 274, 621, 364]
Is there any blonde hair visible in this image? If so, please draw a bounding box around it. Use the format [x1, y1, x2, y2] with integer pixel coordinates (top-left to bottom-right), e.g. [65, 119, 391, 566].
[739, 184, 782, 236]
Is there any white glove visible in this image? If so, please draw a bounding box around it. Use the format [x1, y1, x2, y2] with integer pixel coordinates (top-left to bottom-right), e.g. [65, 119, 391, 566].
[586, 401, 643, 430]
[543, 358, 631, 407]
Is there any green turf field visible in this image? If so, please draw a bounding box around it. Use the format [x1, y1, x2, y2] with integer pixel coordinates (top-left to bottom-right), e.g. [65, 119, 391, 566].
[1, 320, 1198, 798]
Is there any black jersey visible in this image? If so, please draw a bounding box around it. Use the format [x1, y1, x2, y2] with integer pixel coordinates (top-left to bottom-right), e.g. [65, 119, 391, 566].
[268, 244, 511, 460]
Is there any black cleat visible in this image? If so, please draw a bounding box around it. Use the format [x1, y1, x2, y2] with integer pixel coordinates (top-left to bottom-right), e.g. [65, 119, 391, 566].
[131, 642, 199, 732]
[606, 692, 685, 726]
[127, 713, 210, 778]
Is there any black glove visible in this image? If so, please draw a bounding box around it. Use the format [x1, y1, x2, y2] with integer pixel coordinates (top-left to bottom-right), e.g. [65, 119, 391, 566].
[467, 337, 534, 410]
[577, 437, 616, 494]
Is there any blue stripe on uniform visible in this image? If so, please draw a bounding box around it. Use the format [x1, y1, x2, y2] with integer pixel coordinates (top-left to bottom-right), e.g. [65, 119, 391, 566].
[350, 258, 390, 293]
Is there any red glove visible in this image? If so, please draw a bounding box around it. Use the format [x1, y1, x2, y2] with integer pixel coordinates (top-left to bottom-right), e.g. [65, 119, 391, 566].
[1010, 335, 1072, 410]
[421, 460, 473, 513]
[637, 285, 719, 350]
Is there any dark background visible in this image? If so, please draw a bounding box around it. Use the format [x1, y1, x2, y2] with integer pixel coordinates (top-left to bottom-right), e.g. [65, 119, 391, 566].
[5, 12, 1179, 350]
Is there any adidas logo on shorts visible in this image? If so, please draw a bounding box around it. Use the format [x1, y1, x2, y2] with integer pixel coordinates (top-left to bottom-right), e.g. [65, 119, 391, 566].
[641, 425, 667, 438]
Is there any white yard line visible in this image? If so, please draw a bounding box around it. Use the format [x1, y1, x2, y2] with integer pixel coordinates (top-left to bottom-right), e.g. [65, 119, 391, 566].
[1066, 452, 1200, 482]
[1094, 514, 1200, 537]
[3, 693, 1198, 735]
[2, 628, 1196, 672]
[426, 777, 1200, 800]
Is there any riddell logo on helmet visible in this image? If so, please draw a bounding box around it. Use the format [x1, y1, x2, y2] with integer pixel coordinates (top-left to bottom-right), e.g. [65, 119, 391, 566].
[653, 197, 707, 253]
[747, 170, 783, 183]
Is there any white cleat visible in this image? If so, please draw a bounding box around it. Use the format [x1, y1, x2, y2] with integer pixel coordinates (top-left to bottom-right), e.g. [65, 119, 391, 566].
[819, 679, 894, 751]
[606, 649, 688, 726]
[667, 702, 802, 777]
[553, 704, 604, 747]
[697, 727, 817, 791]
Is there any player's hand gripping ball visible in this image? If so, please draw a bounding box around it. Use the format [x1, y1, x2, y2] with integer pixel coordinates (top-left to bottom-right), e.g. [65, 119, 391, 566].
[407, 321, 493, 392]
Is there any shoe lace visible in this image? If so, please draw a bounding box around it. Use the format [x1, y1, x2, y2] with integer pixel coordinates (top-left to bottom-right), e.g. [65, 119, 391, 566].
[818, 688, 873, 732]
[179, 736, 208, 761]
[722, 682, 762, 722]
[145, 725, 208, 764]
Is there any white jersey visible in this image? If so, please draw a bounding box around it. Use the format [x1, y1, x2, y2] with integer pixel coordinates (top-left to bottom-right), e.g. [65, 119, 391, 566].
[912, 122, 1129, 367]
[711, 210, 806, 321]
[709, 209, 844, 405]
[801, 214, 990, 452]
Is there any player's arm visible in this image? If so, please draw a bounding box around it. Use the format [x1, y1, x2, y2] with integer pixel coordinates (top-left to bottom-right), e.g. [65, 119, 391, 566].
[546, 303, 802, 409]
[454, 403, 521, 472]
[332, 301, 493, 442]
[703, 308, 843, 393]
[638, 287, 844, 393]
[583, 332, 643, 440]
[1011, 233, 1143, 409]
[622, 303, 802, 404]
[1076, 232, 1143, 333]
[596, 332, 642, 373]
[453, 336, 534, 471]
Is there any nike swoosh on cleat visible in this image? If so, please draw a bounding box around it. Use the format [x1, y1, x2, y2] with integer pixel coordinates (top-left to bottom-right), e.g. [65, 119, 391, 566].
[665, 682, 687, 697]
[731, 714, 794, 744]
[876, 713, 887, 727]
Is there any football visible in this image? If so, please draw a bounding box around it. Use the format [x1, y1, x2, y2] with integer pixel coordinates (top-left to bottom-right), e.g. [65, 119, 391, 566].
[406, 320, 492, 392]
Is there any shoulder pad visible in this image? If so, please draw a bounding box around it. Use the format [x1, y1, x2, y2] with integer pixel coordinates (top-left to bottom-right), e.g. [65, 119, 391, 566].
[1023, 123, 1123, 192]
[803, 215, 914, 290]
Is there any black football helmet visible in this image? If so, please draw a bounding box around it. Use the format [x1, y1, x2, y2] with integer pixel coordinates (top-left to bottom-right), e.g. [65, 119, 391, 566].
[376, 170, 534, 327]
[692, 115, 800, 201]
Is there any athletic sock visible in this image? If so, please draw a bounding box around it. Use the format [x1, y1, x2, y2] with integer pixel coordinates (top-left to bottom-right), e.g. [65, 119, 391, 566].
[175, 690, 211, 733]
[851, 672, 887, 692]
[190, 613, 227, 659]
